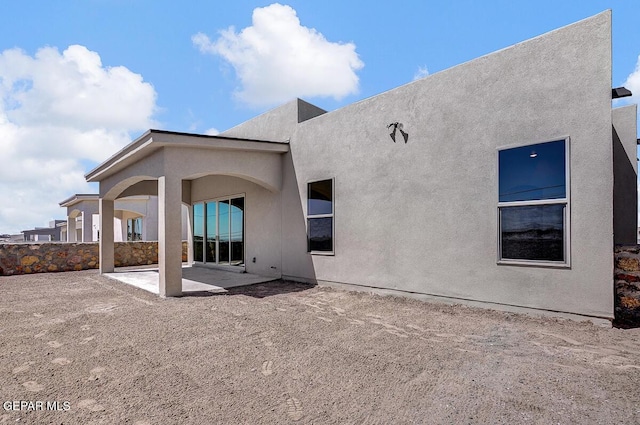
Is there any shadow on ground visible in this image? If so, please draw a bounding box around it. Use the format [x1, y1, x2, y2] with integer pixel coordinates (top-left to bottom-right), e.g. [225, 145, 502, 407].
[613, 297, 640, 329]
[612, 317, 640, 329]
[182, 279, 316, 298]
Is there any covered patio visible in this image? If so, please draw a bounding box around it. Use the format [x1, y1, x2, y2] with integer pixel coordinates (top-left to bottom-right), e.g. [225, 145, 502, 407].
[85, 130, 289, 297]
[103, 265, 278, 295]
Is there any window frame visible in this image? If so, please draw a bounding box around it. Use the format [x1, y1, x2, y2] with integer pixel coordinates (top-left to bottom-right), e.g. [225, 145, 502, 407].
[192, 193, 246, 267]
[307, 178, 335, 255]
[496, 137, 571, 268]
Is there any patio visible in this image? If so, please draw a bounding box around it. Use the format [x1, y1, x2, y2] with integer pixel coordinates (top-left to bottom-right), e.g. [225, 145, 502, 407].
[103, 265, 277, 295]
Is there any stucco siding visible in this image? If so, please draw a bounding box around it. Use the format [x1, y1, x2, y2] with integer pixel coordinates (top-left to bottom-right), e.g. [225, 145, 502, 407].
[221, 99, 325, 141]
[166, 147, 284, 193]
[281, 12, 614, 317]
[280, 152, 316, 280]
[612, 104, 639, 245]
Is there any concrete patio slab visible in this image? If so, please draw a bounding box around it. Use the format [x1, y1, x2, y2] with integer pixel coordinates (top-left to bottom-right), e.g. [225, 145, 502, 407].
[103, 265, 277, 295]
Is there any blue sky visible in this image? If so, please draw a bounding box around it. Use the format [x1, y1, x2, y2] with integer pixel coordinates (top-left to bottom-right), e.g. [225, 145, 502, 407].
[0, 0, 639, 234]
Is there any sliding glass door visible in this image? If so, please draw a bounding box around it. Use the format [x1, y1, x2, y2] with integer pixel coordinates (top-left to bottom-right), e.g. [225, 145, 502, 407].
[193, 195, 244, 267]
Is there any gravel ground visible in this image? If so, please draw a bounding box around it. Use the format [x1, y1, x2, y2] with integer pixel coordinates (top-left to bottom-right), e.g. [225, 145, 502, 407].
[1, 270, 639, 424]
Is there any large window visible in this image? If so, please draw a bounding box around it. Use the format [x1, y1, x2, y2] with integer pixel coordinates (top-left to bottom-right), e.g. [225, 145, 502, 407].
[307, 179, 334, 253]
[192, 195, 244, 266]
[498, 139, 569, 265]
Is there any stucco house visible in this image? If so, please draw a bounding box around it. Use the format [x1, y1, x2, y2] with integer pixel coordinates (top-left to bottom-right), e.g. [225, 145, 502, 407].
[59, 193, 188, 242]
[86, 11, 637, 321]
[21, 220, 66, 242]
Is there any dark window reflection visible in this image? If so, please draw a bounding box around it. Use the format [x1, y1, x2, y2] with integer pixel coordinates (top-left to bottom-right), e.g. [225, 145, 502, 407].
[206, 202, 216, 263]
[499, 140, 565, 202]
[230, 197, 244, 265]
[308, 218, 333, 252]
[501, 204, 564, 262]
[219, 200, 229, 264]
[308, 180, 332, 215]
[193, 203, 204, 262]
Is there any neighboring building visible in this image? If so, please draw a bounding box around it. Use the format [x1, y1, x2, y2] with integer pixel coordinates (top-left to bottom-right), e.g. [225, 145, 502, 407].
[59, 194, 188, 242]
[21, 220, 66, 242]
[85, 12, 637, 320]
[0, 234, 24, 243]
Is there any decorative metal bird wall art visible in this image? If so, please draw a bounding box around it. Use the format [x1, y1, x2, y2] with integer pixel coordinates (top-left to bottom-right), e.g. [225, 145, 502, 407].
[387, 122, 408, 143]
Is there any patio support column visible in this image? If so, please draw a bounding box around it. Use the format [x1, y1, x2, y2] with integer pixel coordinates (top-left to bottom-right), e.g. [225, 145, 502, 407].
[82, 210, 94, 242]
[158, 175, 183, 297]
[67, 216, 77, 242]
[99, 199, 115, 273]
[80, 211, 85, 242]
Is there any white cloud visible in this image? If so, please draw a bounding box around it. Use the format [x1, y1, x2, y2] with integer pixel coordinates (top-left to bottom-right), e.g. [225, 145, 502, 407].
[624, 54, 640, 101]
[193, 3, 364, 107]
[0, 45, 157, 234]
[205, 127, 220, 136]
[413, 66, 429, 81]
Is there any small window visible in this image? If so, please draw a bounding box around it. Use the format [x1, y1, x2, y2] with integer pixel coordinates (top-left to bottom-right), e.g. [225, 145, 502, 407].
[307, 179, 334, 253]
[498, 139, 569, 265]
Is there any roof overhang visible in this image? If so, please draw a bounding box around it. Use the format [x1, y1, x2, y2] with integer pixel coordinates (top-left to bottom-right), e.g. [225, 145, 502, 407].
[21, 227, 59, 235]
[59, 193, 99, 207]
[85, 129, 290, 183]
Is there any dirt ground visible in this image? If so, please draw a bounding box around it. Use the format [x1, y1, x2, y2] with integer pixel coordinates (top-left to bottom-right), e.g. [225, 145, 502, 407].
[1, 270, 639, 424]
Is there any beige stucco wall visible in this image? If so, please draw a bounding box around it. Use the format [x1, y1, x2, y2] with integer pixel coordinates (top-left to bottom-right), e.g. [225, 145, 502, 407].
[201, 11, 622, 318]
[99, 145, 285, 201]
[301, 12, 612, 317]
[68, 201, 98, 242]
[269, 12, 615, 318]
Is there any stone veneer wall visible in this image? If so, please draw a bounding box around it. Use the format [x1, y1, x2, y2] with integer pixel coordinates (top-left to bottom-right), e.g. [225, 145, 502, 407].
[614, 245, 640, 327]
[0, 241, 189, 276]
